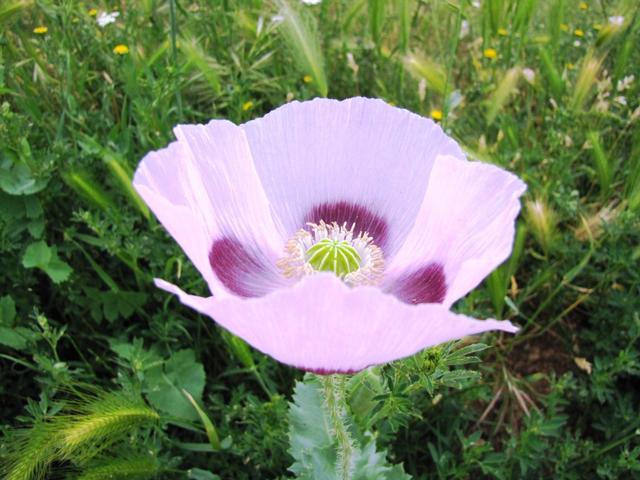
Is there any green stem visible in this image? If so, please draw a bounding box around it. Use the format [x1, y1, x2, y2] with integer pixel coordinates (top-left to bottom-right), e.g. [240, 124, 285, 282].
[168, 0, 183, 120]
[441, 5, 463, 129]
[251, 366, 275, 399]
[320, 375, 354, 480]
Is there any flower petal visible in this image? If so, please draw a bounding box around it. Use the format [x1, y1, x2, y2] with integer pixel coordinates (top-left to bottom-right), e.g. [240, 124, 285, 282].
[385, 155, 526, 307]
[134, 121, 288, 298]
[134, 141, 224, 295]
[241, 97, 464, 256]
[155, 273, 518, 373]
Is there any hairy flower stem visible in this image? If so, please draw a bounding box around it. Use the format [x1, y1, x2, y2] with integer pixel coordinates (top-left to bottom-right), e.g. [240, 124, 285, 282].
[319, 374, 354, 480]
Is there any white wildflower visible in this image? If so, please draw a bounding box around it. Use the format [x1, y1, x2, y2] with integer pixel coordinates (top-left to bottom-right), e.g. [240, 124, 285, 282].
[270, 14, 284, 25]
[460, 20, 469, 38]
[617, 75, 634, 91]
[522, 68, 535, 84]
[96, 11, 119, 28]
[256, 15, 264, 35]
[614, 96, 627, 106]
[608, 16, 624, 26]
[418, 79, 427, 102]
[346, 52, 359, 75]
[301, 0, 321, 5]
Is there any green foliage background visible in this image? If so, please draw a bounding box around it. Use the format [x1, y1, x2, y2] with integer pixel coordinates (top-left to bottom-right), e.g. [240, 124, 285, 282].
[1, 0, 639, 478]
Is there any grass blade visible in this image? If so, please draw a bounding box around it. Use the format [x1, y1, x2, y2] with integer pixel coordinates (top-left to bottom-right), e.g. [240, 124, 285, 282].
[0, 0, 32, 27]
[538, 46, 565, 98]
[179, 36, 224, 96]
[486, 67, 521, 125]
[398, 0, 410, 52]
[77, 456, 160, 480]
[369, 0, 385, 50]
[402, 53, 447, 95]
[63, 171, 117, 214]
[586, 131, 612, 195]
[571, 52, 603, 111]
[276, 0, 328, 97]
[183, 389, 221, 451]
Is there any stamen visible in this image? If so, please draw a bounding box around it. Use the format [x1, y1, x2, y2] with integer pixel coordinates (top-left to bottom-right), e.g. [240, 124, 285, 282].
[277, 221, 384, 286]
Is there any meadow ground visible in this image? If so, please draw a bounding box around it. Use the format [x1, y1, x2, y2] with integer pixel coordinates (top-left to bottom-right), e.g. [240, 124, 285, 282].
[1, 0, 639, 478]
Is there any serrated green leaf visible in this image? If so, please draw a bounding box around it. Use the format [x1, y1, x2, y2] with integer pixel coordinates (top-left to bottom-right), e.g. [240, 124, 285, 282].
[24, 196, 42, 218]
[0, 326, 28, 350]
[45, 253, 73, 283]
[349, 369, 386, 429]
[22, 240, 52, 268]
[444, 343, 489, 366]
[22, 241, 72, 283]
[288, 377, 412, 480]
[0, 157, 48, 195]
[144, 349, 205, 421]
[288, 378, 337, 478]
[352, 440, 412, 480]
[439, 369, 481, 388]
[0, 295, 16, 326]
[27, 218, 45, 238]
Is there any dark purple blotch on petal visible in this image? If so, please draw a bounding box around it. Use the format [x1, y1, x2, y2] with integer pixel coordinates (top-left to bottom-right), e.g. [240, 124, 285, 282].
[209, 237, 267, 298]
[305, 201, 389, 249]
[391, 263, 447, 305]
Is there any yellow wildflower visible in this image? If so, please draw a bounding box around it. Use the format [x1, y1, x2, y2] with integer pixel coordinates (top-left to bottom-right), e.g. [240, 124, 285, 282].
[430, 109, 443, 121]
[566, 63, 575, 70]
[483, 48, 497, 59]
[242, 101, 254, 112]
[560, 23, 569, 32]
[303, 75, 313, 83]
[33, 26, 48, 34]
[88, 8, 98, 16]
[113, 44, 129, 55]
[497, 28, 508, 36]
[579, 2, 588, 10]
[574, 28, 584, 37]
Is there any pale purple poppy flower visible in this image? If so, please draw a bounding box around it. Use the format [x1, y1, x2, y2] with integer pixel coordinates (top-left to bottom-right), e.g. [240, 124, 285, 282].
[134, 97, 525, 374]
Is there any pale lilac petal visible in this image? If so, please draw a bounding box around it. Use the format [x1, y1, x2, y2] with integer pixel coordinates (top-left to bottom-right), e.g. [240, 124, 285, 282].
[134, 141, 225, 296]
[385, 155, 526, 308]
[241, 97, 464, 256]
[134, 121, 288, 298]
[155, 274, 518, 373]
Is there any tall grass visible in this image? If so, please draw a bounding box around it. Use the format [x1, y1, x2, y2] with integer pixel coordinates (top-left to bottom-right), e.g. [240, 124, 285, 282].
[276, 0, 328, 97]
[587, 131, 613, 195]
[571, 52, 603, 111]
[486, 67, 521, 124]
[368, 0, 385, 51]
[3, 389, 159, 480]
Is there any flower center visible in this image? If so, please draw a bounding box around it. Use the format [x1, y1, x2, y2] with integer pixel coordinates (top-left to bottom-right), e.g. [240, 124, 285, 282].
[306, 239, 361, 277]
[277, 221, 384, 286]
